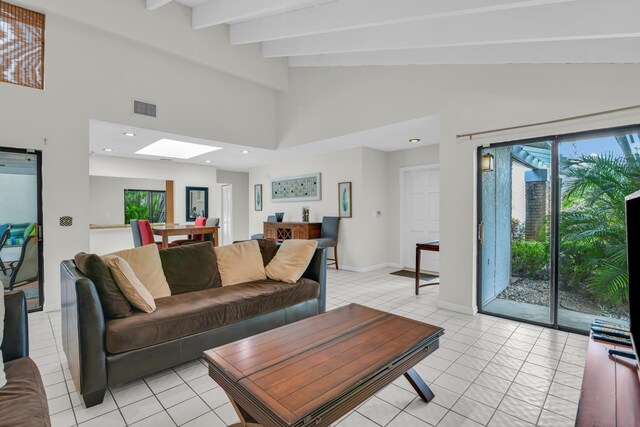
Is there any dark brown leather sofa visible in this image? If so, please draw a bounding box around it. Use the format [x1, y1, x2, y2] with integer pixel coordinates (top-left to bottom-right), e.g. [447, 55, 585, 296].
[1, 291, 50, 426]
[60, 243, 326, 408]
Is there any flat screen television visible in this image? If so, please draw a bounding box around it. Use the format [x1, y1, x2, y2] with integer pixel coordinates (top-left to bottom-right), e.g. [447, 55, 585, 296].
[625, 190, 640, 376]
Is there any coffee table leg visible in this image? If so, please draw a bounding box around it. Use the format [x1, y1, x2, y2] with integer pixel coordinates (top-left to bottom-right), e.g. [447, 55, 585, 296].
[404, 368, 435, 402]
[226, 393, 262, 427]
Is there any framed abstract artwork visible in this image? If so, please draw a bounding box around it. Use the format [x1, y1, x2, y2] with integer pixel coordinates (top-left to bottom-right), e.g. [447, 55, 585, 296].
[271, 173, 321, 202]
[254, 184, 263, 211]
[338, 182, 352, 218]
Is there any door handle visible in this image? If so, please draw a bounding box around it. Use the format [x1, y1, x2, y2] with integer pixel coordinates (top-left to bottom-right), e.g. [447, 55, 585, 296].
[478, 221, 484, 245]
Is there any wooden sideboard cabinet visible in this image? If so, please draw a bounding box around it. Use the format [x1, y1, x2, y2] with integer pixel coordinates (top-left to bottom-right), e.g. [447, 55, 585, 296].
[264, 221, 322, 242]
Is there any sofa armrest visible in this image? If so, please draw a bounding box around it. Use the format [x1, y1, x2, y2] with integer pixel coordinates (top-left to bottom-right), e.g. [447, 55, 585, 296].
[302, 248, 327, 313]
[2, 290, 28, 362]
[61, 260, 107, 406]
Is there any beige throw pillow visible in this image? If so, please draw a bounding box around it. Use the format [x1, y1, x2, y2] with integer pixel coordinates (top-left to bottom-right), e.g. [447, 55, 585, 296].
[0, 293, 6, 388]
[214, 240, 266, 286]
[266, 240, 318, 284]
[104, 255, 156, 313]
[107, 244, 171, 299]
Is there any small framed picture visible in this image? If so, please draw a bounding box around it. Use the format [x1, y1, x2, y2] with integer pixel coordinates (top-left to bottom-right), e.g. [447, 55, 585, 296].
[254, 184, 263, 211]
[338, 182, 352, 218]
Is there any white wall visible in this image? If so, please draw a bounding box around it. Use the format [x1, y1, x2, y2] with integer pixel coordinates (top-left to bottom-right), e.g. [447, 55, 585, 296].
[89, 176, 165, 225]
[249, 145, 440, 271]
[249, 148, 364, 268]
[217, 170, 250, 242]
[89, 155, 221, 254]
[15, 0, 288, 91]
[0, 12, 278, 310]
[278, 64, 640, 314]
[90, 156, 220, 223]
[386, 145, 440, 266]
[0, 174, 38, 224]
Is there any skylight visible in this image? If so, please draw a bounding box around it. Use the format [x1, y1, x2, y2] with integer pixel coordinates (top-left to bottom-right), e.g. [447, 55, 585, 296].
[135, 139, 222, 159]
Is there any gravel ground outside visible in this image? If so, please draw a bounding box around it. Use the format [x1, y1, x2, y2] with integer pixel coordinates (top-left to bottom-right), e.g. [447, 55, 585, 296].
[497, 276, 629, 321]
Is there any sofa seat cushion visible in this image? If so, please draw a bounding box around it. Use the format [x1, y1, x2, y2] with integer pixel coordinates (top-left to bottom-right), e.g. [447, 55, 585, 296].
[0, 358, 50, 427]
[105, 278, 320, 354]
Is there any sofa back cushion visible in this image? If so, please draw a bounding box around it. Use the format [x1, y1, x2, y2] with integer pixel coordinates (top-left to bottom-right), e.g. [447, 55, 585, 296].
[107, 244, 171, 299]
[103, 255, 156, 313]
[159, 242, 221, 295]
[74, 253, 133, 319]
[256, 239, 278, 266]
[265, 240, 318, 283]
[214, 240, 266, 286]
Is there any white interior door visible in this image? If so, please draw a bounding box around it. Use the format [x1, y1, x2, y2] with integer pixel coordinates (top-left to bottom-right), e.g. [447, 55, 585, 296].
[221, 184, 232, 245]
[403, 168, 440, 272]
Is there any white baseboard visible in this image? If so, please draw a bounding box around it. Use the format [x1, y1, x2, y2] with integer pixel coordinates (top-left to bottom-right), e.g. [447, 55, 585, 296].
[437, 300, 478, 316]
[340, 263, 402, 273]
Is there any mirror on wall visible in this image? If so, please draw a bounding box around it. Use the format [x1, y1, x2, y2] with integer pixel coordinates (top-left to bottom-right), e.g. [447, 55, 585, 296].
[186, 186, 208, 221]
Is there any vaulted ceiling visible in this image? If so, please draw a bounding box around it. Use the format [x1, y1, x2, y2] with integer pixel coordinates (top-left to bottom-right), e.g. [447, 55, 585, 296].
[145, 0, 640, 67]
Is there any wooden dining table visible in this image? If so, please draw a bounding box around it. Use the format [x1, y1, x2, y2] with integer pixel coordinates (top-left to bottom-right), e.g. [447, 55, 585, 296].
[152, 224, 219, 249]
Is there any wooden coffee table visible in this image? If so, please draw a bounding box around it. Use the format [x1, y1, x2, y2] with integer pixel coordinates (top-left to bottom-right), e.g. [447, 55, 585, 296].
[204, 304, 444, 427]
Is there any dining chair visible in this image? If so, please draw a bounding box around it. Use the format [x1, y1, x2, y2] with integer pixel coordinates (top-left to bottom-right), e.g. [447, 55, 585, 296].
[138, 220, 179, 249]
[175, 216, 208, 246]
[130, 219, 143, 248]
[0, 225, 11, 275]
[203, 217, 220, 243]
[251, 215, 278, 240]
[1, 235, 38, 291]
[313, 216, 340, 269]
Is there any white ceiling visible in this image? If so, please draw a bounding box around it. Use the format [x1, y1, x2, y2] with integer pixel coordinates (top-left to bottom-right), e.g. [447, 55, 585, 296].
[90, 116, 439, 171]
[145, 0, 640, 66]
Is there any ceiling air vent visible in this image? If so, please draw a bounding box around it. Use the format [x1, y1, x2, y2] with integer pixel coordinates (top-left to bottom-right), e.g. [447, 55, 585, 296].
[133, 100, 157, 118]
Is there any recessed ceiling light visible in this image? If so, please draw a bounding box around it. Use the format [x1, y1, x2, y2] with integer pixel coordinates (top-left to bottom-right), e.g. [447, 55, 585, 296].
[103, 148, 113, 152]
[409, 138, 421, 143]
[241, 150, 250, 154]
[205, 160, 211, 164]
[123, 132, 136, 137]
[135, 139, 222, 159]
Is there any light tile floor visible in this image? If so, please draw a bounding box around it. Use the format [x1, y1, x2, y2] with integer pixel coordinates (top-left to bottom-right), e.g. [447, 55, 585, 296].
[31, 267, 586, 426]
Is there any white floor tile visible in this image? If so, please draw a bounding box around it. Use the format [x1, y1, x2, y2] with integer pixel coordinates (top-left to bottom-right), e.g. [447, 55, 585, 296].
[386, 411, 431, 427]
[156, 383, 197, 409]
[30, 268, 590, 427]
[451, 396, 495, 425]
[336, 411, 379, 427]
[404, 399, 448, 425]
[375, 383, 417, 410]
[130, 411, 177, 427]
[50, 408, 77, 427]
[497, 396, 541, 425]
[120, 396, 164, 425]
[78, 410, 125, 427]
[356, 396, 401, 425]
[437, 410, 484, 427]
[537, 409, 574, 426]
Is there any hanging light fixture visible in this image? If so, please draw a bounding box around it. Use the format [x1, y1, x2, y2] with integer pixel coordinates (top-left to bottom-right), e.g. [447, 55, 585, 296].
[481, 153, 495, 172]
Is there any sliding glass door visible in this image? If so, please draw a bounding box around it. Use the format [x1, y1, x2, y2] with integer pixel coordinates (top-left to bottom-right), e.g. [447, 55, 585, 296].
[557, 131, 636, 330]
[478, 126, 639, 331]
[479, 142, 552, 325]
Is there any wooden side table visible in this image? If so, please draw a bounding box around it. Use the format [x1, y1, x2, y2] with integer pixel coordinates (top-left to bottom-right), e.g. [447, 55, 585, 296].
[415, 240, 439, 295]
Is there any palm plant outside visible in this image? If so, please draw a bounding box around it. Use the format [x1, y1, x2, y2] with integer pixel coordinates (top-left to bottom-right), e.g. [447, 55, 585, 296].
[560, 134, 640, 306]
